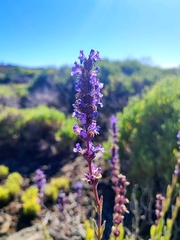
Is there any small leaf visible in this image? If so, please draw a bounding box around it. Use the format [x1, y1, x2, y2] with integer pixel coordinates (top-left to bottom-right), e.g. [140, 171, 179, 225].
[166, 218, 172, 229]
[176, 196, 180, 207]
[100, 220, 106, 239]
[92, 218, 98, 236]
[163, 198, 171, 213]
[150, 224, 156, 238]
[118, 223, 125, 240]
[156, 217, 164, 236]
[166, 185, 172, 198]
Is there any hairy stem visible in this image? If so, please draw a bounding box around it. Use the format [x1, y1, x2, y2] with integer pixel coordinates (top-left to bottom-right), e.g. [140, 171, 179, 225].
[88, 162, 102, 240]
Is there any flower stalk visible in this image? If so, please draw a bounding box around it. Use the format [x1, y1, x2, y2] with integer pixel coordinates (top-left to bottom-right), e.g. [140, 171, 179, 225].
[72, 49, 105, 240]
[109, 115, 129, 239]
[34, 169, 46, 206]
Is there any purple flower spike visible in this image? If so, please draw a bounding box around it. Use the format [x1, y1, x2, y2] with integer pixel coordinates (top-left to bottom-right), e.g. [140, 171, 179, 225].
[73, 143, 83, 153]
[72, 50, 104, 163]
[34, 169, 46, 206]
[110, 115, 119, 143]
[109, 115, 120, 178]
[78, 50, 87, 64]
[174, 131, 180, 175]
[83, 166, 102, 186]
[57, 190, 66, 212]
[71, 61, 82, 77]
[89, 49, 101, 62]
[72, 50, 105, 239]
[177, 131, 180, 140]
[112, 174, 129, 238]
[73, 181, 83, 203]
[174, 169, 180, 175]
[155, 194, 164, 225]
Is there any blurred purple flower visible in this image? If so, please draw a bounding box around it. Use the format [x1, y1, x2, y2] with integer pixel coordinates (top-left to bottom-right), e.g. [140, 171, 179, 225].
[57, 190, 66, 212]
[112, 174, 129, 238]
[155, 194, 164, 225]
[34, 169, 46, 206]
[73, 181, 83, 204]
[110, 115, 119, 143]
[83, 166, 102, 185]
[109, 115, 120, 180]
[177, 131, 180, 140]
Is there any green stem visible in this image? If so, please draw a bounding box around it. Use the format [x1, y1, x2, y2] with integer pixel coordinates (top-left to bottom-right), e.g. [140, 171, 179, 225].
[88, 162, 102, 240]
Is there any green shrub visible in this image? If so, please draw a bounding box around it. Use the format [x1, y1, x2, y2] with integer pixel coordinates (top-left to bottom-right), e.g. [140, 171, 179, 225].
[12, 83, 29, 97]
[21, 186, 38, 203]
[6, 172, 23, 185]
[0, 105, 77, 156]
[50, 177, 70, 190]
[55, 117, 77, 151]
[0, 85, 15, 97]
[0, 186, 10, 203]
[44, 177, 69, 202]
[84, 219, 95, 240]
[118, 77, 180, 185]
[102, 140, 112, 162]
[21, 186, 40, 216]
[44, 184, 59, 202]
[22, 200, 41, 216]
[0, 165, 9, 179]
[0, 105, 65, 140]
[5, 181, 20, 196]
[4, 172, 22, 196]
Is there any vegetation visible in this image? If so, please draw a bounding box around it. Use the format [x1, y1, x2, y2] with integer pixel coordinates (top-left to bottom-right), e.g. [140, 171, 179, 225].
[0, 165, 9, 179]
[0, 186, 10, 203]
[0, 105, 77, 159]
[21, 186, 41, 216]
[118, 77, 180, 186]
[0, 60, 180, 239]
[1, 61, 180, 114]
[44, 176, 70, 202]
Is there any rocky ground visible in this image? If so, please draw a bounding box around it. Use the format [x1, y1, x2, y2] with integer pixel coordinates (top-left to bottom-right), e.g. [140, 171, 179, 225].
[0, 152, 115, 240]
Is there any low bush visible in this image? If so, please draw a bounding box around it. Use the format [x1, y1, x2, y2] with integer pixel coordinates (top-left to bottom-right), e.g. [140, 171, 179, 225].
[21, 186, 38, 203]
[55, 117, 77, 151]
[0, 105, 77, 158]
[118, 77, 180, 186]
[21, 186, 40, 216]
[0, 165, 9, 179]
[6, 172, 23, 185]
[4, 172, 22, 196]
[44, 184, 59, 202]
[50, 177, 70, 190]
[5, 181, 21, 196]
[44, 176, 70, 202]
[22, 200, 41, 216]
[0, 186, 10, 203]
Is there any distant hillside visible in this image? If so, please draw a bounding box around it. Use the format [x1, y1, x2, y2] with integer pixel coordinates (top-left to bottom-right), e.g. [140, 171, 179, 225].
[0, 64, 42, 84]
[0, 60, 180, 114]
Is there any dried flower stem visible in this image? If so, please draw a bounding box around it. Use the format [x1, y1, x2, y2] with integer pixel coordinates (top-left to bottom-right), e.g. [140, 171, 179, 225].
[109, 115, 129, 239]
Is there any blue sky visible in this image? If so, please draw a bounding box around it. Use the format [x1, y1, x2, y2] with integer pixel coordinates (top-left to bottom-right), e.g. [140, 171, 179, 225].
[1, 0, 180, 68]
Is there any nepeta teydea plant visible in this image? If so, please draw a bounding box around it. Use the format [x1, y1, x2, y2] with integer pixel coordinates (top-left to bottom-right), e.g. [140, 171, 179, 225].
[109, 115, 129, 240]
[71, 49, 105, 240]
[35, 169, 46, 206]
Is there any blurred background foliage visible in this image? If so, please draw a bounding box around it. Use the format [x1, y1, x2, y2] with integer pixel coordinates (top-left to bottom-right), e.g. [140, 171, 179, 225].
[0, 60, 180, 240]
[118, 77, 180, 188]
[0, 60, 180, 187]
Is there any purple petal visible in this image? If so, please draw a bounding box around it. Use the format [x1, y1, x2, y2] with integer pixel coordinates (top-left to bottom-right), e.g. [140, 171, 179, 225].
[80, 130, 88, 139]
[73, 143, 83, 153]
